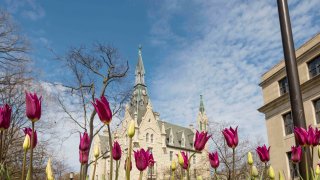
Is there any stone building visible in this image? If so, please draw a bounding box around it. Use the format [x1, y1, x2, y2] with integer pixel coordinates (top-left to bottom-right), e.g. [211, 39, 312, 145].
[258, 33, 320, 179]
[89, 47, 211, 180]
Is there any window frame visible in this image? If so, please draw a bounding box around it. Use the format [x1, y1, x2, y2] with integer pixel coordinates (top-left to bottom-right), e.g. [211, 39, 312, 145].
[278, 76, 289, 95]
[308, 55, 320, 78]
[313, 98, 320, 124]
[282, 111, 293, 136]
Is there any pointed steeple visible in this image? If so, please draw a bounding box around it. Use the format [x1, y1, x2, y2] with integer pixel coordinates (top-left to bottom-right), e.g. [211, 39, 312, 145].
[199, 95, 205, 114]
[135, 45, 145, 86]
[197, 95, 208, 131]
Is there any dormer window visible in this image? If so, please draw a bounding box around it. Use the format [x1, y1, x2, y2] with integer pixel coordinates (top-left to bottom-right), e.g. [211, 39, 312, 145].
[181, 137, 185, 147]
[169, 134, 173, 144]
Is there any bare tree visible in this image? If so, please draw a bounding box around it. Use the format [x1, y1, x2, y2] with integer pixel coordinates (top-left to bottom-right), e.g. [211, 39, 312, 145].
[207, 120, 265, 180]
[0, 9, 29, 86]
[55, 43, 131, 177]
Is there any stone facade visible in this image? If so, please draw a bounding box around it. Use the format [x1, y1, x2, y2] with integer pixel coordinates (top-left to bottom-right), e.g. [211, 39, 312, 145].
[89, 47, 211, 180]
[258, 33, 320, 179]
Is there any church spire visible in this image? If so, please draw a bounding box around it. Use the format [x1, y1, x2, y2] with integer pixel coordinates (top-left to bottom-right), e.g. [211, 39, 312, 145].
[135, 45, 145, 86]
[197, 95, 208, 131]
[199, 95, 205, 114]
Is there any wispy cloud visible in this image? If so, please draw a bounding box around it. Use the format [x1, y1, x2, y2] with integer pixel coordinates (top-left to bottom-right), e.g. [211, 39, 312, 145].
[148, 0, 320, 141]
[4, 0, 45, 21]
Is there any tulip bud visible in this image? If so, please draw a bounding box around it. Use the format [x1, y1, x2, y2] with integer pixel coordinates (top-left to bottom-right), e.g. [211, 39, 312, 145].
[278, 171, 285, 180]
[46, 158, 54, 180]
[177, 152, 184, 166]
[94, 144, 100, 158]
[268, 166, 275, 179]
[316, 165, 320, 175]
[23, 135, 31, 150]
[247, 152, 253, 165]
[171, 160, 177, 171]
[127, 120, 135, 138]
[251, 166, 259, 177]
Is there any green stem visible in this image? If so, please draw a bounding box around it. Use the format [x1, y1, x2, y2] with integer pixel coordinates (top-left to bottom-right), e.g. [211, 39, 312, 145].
[264, 163, 267, 179]
[233, 148, 235, 180]
[79, 164, 83, 180]
[91, 158, 97, 180]
[139, 171, 143, 180]
[21, 149, 27, 180]
[28, 122, 35, 179]
[214, 168, 218, 180]
[0, 131, 3, 163]
[107, 125, 113, 180]
[187, 152, 196, 180]
[115, 160, 120, 180]
[126, 137, 133, 180]
[171, 170, 174, 180]
[305, 147, 310, 180]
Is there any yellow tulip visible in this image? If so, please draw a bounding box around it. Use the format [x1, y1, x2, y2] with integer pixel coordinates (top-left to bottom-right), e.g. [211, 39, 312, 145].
[171, 160, 177, 171]
[94, 144, 100, 158]
[316, 165, 320, 175]
[278, 171, 285, 180]
[127, 120, 135, 138]
[247, 152, 253, 165]
[268, 166, 275, 179]
[196, 176, 203, 180]
[251, 166, 259, 177]
[177, 152, 184, 166]
[23, 135, 30, 150]
[46, 158, 54, 180]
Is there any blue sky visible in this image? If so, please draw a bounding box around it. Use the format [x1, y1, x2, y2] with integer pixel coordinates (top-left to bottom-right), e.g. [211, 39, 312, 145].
[1, 0, 320, 170]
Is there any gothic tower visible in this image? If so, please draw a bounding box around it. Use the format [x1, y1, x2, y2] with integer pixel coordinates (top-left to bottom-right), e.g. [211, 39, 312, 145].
[128, 45, 149, 125]
[197, 95, 208, 131]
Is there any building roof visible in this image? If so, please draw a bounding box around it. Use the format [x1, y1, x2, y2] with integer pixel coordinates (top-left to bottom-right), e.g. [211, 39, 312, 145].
[158, 120, 195, 150]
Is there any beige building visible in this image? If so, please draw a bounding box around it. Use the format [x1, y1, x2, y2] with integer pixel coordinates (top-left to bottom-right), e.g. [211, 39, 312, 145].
[89, 47, 211, 180]
[259, 33, 320, 179]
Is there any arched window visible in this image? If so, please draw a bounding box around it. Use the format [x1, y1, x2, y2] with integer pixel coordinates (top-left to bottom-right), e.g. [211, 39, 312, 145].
[146, 133, 149, 142]
[151, 134, 154, 143]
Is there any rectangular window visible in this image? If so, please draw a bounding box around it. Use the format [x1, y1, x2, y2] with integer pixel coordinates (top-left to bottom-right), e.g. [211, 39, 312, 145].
[283, 112, 293, 135]
[170, 151, 173, 161]
[287, 152, 299, 178]
[278, 77, 289, 95]
[308, 55, 320, 78]
[313, 98, 320, 124]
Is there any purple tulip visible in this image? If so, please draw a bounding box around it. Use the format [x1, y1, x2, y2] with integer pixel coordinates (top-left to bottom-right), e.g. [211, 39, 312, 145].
[25, 91, 42, 122]
[79, 150, 89, 164]
[79, 132, 90, 152]
[134, 148, 150, 171]
[92, 96, 112, 125]
[306, 126, 320, 146]
[294, 127, 308, 146]
[0, 104, 11, 130]
[23, 128, 37, 149]
[291, 146, 302, 163]
[177, 151, 189, 170]
[222, 126, 238, 149]
[256, 145, 270, 163]
[112, 141, 122, 160]
[208, 151, 219, 169]
[194, 130, 211, 151]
